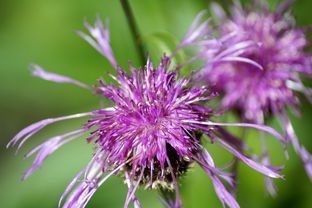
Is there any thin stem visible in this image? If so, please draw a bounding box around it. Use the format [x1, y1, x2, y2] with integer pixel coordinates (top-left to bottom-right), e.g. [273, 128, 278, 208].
[160, 188, 175, 208]
[120, 0, 146, 65]
[221, 0, 230, 4]
[230, 127, 247, 196]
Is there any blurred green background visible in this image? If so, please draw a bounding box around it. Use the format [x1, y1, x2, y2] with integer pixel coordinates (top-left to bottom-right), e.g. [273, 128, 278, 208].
[1, 0, 311, 207]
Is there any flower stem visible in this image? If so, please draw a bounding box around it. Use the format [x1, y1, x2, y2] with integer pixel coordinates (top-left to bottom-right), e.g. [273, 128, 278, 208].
[120, 0, 146, 65]
[230, 127, 247, 196]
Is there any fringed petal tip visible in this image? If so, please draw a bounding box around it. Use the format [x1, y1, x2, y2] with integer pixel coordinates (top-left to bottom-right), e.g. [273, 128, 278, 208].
[7, 112, 93, 154]
[209, 39, 264, 71]
[265, 176, 278, 197]
[297, 146, 312, 181]
[279, 112, 312, 181]
[78, 17, 117, 69]
[211, 172, 240, 208]
[29, 64, 92, 90]
[195, 147, 240, 208]
[124, 172, 142, 208]
[22, 129, 86, 181]
[187, 120, 287, 152]
[221, 56, 263, 70]
[172, 10, 215, 57]
[218, 138, 284, 179]
[197, 134, 284, 208]
[276, 0, 296, 15]
[286, 80, 312, 103]
[59, 156, 134, 208]
[123, 168, 144, 208]
[210, 2, 227, 22]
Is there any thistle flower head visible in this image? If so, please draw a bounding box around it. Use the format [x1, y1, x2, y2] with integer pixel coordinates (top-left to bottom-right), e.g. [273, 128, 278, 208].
[199, 0, 312, 123]
[193, 0, 312, 194]
[8, 16, 287, 208]
[86, 56, 214, 190]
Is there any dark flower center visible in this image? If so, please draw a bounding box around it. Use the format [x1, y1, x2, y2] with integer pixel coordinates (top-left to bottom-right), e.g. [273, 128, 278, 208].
[124, 143, 192, 190]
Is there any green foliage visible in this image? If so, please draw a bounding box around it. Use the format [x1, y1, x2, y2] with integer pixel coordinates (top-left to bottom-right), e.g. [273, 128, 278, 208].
[0, 0, 311, 207]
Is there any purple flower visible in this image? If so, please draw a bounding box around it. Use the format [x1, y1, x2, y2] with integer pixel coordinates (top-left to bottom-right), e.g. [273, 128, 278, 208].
[193, 0, 312, 195]
[8, 17, 287, 208]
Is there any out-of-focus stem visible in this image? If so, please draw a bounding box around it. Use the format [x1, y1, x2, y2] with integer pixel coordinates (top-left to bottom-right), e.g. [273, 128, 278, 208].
[120, 0, 146, 65]
[231, 127, 247, 196]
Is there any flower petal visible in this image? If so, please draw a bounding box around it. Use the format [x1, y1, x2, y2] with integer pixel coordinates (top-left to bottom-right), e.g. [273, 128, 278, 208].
[217, 137, 284, 179]
[279, 112, 312, 181]
[31, 64, 93, 90]
[7, 112, 93, 152]
[78, 17, 117, 68]
[22, 129, 86, 180]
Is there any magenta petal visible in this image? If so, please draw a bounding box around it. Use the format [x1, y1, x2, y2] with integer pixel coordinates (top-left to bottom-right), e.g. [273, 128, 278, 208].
[217, 138, 284, 179]
[61, 151, 106, 208]
[279, 112, 312, 181]
[166, 156, 182, 208]
[78, 18, 117, 68]
[220, 56, 263, 70]
[199, 163, 239, 208]
[172, 10, 216, 57]
[263, 160, 278, 197]
[188, 120, 286, 149]
[210, 2, 226, 22]
[30, 64, 93, 90]
[276, 0, 295, 15]
[124, 172, 142, 208]
[195, 152, 235, 187]
[123, 168, 144, 208]
[181, 10, 208, 44]
[211, 174, 240, 208]
[22, 129, 86, 180]
[7, 112, 93, 152]
[60, 155, 134, 208]
[215, 41, 257, 60]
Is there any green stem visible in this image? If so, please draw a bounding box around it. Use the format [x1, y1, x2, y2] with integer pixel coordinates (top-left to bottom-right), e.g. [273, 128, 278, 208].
[160, 188, 175, 207]
[231, 127, 247, 196]
[120, 0, 146, 65]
